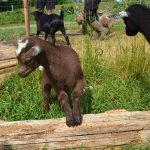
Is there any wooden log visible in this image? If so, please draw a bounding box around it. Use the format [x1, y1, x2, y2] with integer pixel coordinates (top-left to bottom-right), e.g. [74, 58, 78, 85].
[0, 66, 16, 74]
[0, 72, 15, 83]
[0, 53, 16, 61]
[0, 110, 149, 149]
[0, 45, 15, 61]
[0, 59, 17, 70]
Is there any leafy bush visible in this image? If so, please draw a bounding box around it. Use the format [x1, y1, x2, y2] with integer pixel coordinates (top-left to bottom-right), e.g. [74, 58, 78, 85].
[62, 6, 75, 15]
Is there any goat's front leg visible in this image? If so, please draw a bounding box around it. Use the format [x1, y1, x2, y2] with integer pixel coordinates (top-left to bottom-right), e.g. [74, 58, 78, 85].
[42, 73, 52, 112]
[58, 90, 73, 127]
[71, 79, 84, 126]
[36, 30, 40, 37]
[82, 20, 88, 34]
[44, 33, 48, 41]
[50, 34, 56, 46]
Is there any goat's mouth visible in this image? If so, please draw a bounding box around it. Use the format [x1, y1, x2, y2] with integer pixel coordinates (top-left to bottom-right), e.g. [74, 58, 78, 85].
[19, 69, 33, 78]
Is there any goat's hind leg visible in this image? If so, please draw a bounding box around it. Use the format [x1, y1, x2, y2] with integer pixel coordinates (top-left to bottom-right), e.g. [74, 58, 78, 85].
[44, 33, 48, 41]
[36, 30, 40, 37]
[50, 33, 56, 46]
[58, 90, 73, 127]
[60, 27, 71, 46]
[71, 79, 84, 126]
[42, 73, 52, 112]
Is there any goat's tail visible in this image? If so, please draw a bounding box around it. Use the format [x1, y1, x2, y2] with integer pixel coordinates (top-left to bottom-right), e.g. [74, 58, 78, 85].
[60, 7, 64, 20]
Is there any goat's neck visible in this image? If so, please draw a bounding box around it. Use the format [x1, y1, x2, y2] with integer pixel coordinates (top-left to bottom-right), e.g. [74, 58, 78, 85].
[37, 52, 49, 69]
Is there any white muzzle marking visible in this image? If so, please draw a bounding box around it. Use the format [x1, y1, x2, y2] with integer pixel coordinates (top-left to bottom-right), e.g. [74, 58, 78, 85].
[119, 11, 129, 18]
[109, 11, 129, 20]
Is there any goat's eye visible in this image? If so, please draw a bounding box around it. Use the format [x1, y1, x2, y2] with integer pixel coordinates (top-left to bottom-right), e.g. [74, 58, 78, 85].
[25, 60, 32, 66]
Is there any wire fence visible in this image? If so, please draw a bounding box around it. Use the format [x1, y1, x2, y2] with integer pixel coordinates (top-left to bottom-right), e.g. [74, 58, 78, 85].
[0, 0, 23, 12]
[0, 0, 85, 35]
[0, 0, 127, 36]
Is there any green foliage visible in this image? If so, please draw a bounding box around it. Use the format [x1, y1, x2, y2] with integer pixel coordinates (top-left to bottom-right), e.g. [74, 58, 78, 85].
[124, 0, 150, 5]
[57, 0, 73, 5]
[62, 6, 75, 15]
[0, 28, 25, 41]
[112, 0, 150, 13]
[0, 9, 24, 25]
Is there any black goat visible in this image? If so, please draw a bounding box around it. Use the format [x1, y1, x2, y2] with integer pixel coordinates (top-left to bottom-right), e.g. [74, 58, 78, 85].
[32, 10, 71, 46]
[110, 4, 150, 43]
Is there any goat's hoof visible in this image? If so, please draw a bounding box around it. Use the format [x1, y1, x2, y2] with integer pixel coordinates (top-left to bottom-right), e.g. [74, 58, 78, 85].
[66, 118, 74, 127]
[73, 115, 82, 126]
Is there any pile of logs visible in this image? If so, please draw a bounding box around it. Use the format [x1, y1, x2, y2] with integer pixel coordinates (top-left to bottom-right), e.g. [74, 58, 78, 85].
[0, 42, 16, 82]
[0, 110, 149, 149]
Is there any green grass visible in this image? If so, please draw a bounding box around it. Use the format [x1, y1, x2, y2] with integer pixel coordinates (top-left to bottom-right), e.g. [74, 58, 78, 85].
[0, 28, 25, 41]
[0, 71, 63, 121]
[0, 9, 24, 26]
[66, 145, 150, 150]
[0, 35, 150, 122]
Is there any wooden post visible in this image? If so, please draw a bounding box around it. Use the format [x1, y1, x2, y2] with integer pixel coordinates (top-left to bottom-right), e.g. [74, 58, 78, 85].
[23, 0, 30, 37]
[0, 110, 149, 149]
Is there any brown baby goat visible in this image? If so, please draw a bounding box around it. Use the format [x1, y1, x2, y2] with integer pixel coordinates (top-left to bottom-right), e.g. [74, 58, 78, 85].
[16, 36, 84, 127]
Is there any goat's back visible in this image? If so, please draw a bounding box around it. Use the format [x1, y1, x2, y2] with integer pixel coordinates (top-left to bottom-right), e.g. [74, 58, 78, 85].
[29, 37, 83, 87]
[35, 13, 64, 33]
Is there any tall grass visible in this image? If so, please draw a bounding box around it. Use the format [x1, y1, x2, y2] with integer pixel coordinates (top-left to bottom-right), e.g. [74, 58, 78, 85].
[81, 35, 150, 113]
[0, 33, 150, 122]
[0, 28, 25, 41]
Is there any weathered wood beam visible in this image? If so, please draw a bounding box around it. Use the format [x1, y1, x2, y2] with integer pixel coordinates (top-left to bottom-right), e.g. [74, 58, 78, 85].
[0, 110, 149, 149]
[0, 59, 17, 70]
[0, 72, 15, 82]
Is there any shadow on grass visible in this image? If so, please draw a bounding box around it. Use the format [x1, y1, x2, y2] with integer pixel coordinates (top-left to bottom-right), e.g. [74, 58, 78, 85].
[81, 88, 93, 114]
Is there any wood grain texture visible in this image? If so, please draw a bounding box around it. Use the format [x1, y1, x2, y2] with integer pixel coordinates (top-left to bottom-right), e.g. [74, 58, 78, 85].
[0, 110, 149, 149]
[0, 43, 16, 82]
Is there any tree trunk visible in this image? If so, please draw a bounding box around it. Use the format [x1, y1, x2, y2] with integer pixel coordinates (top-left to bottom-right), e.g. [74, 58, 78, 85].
[0, 110, 149, 149]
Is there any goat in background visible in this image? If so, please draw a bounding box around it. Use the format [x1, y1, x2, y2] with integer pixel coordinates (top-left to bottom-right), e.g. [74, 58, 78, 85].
[110, 4, 150, 44]
[76, 12, 114, 40]
[32, 10, 71, 46]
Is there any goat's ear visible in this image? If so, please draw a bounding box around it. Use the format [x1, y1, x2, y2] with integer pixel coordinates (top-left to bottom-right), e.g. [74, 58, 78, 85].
[26, 46, 42, 57]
